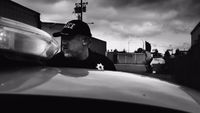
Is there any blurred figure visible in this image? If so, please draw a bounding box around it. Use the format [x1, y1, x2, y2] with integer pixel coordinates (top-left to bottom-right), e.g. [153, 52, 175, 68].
[113, 49, 118, 64]
[163, 50, 171, 74]
[145, 50, 152, 73]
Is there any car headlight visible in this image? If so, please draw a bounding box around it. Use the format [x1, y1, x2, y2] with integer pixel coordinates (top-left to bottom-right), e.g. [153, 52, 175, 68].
[0, 29, 9, 49]
[0, 17, 59, 58]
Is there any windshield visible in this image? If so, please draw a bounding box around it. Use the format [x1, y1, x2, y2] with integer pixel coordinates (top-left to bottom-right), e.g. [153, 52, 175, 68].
[7, 0, 199, 86]
[1, 0, 200, 112]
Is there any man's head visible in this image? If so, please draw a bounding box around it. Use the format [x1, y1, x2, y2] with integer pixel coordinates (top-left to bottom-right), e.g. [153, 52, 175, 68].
[53, 20, 92, 60]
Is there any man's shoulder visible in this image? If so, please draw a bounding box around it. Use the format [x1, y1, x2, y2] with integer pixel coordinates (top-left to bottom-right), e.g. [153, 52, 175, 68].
[89, 50, 116, 71]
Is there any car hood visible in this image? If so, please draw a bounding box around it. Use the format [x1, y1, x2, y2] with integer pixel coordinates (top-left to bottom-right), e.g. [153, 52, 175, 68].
[0, 67, 200, 112]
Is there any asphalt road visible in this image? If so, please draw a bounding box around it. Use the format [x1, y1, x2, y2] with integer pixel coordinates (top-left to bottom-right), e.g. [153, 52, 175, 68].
[115, 64, 146, 73]
[115, 64, 175, 83]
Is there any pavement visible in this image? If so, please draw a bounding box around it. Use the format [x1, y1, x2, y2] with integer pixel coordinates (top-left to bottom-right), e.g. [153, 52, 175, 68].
[115, 64, 146, 73]
[115, 64, 175, 83]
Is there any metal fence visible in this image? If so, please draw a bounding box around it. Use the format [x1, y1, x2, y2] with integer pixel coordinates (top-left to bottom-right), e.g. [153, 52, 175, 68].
[117, 53, 146, 64]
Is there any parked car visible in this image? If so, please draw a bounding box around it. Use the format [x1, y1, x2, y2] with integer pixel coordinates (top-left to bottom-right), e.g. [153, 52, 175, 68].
[150, 57, 165, 74]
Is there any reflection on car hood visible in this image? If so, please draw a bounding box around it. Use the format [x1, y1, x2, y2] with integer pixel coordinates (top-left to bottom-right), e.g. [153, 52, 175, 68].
[0, 67, 200, 112]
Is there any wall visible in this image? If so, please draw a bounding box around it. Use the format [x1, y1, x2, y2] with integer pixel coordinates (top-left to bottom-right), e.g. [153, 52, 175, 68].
[0, 0, 41, 28]
[191, 22, 200, 46]
[107, 52, 114, 62]
[89, 37, 106, 55]
[117, 53, 146, 64]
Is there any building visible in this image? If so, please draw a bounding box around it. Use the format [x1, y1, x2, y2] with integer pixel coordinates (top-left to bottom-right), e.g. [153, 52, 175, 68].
[41, 22, 107, 55]
[0, 0, 41, 28]
[191, 22, 200, 46]
[89, 38, 106, 56]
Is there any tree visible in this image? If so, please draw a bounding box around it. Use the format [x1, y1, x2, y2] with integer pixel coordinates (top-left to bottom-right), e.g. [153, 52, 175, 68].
[153, 49, 162, 58]
[135, 48, 144, 53]
[174, 49, 181, 57]
[122, 49, 126, 53]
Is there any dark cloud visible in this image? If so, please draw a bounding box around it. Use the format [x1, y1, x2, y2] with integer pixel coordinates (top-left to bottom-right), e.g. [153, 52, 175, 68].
[98, 0, 168, 8]
[12, 0, 200, 36]
[184, 1, 200, 19]
[98, 0, 200, 21]
[94, 0, 200, 38]
[28, 0, 64, 4]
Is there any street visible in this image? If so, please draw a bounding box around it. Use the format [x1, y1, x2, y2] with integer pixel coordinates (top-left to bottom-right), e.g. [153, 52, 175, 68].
[115, 64, 176, 83]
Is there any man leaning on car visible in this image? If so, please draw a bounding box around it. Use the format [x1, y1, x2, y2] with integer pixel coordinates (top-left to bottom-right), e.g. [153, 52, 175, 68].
[46, 20, 116, 71]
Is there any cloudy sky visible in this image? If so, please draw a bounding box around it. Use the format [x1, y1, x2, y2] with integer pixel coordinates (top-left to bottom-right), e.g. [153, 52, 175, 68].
[12, 0, 200, 53]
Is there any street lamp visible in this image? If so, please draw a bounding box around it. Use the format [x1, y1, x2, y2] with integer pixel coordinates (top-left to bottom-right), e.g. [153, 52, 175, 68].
[141, 39, 145, 50]
[128, 40, 132, 53]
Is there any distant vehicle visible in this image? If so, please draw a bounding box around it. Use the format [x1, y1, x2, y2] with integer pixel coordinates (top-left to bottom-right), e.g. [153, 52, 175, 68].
[150, 57, 165, 74]
[0, 17, 200, 113]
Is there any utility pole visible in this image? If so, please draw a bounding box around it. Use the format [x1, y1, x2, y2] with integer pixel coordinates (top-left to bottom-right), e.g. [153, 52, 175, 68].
[74, 0, 88, 21]
[80, 0, 83, 21]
